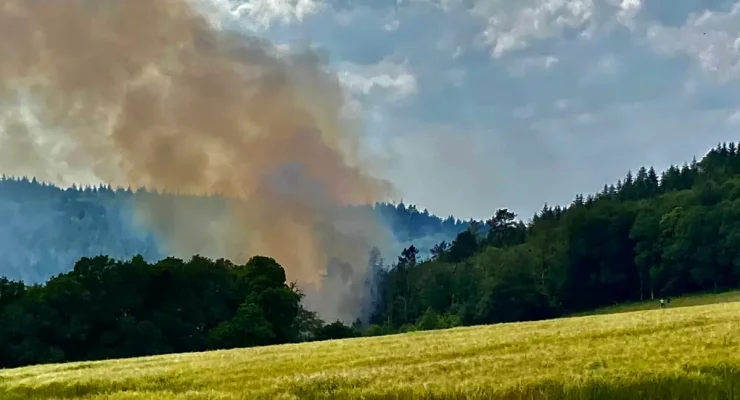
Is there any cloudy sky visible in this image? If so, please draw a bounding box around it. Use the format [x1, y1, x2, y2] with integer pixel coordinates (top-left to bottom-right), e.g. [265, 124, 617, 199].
[201, 0, 740, 220]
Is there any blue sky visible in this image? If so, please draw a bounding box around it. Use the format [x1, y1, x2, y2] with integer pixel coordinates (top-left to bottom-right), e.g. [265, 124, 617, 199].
[199, 0, 740, 220]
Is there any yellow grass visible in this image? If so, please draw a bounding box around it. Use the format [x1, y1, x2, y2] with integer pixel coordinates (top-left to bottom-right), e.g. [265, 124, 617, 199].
[2, 301, 740, 399]
[573, 290, 740, 316]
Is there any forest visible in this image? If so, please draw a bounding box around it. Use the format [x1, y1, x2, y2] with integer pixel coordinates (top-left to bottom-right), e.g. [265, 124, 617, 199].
[2, 142, 740, 368]
[0, 179, 468, 284]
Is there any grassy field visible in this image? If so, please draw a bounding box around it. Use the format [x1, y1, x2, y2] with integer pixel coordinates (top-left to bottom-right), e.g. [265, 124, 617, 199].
[2, 298, 740, 399]
[573, 290, 740, 316]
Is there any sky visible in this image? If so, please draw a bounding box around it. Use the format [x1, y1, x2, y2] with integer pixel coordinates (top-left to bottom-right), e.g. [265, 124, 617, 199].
[197, 0, 740, 221]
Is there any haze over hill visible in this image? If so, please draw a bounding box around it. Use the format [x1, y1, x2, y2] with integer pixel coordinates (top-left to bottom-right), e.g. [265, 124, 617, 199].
[3, 141, 740, 371]
[0, 177, 468, 320]
[0, 0, 417, 323]
[4, 0, 740, 324]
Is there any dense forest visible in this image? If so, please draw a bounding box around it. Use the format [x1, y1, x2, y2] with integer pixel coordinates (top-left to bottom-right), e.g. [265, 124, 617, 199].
[0, 255, 309, 367]
[369, 142, 740, 331]
[2, 142, 740, 368]
[0, 178, 468, 283]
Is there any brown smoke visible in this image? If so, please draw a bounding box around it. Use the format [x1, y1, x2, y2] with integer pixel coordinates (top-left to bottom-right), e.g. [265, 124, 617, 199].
[0, 0, 395, 322]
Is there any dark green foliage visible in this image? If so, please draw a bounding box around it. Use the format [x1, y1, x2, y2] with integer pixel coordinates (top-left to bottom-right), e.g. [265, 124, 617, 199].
[0, 255, 305, 368]
[5, 142, 740, 369]
[370, 142, 740, 331]
[207, 299, 275, 348]
[312, 321, 360, 341]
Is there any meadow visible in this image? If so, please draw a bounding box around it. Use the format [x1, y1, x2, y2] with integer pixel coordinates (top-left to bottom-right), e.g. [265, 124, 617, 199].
[1, 298, 739, 399]
[572, 290, 740, 316]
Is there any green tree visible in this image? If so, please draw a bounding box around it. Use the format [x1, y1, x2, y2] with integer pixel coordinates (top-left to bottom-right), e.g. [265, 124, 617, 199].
[207, 299, 274, 349]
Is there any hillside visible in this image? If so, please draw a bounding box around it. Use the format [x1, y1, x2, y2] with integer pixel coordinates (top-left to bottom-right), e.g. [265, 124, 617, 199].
[0, 177, 469, 284]
[1, 300, 738, 399]
[3, 143, 740, 370]
[573, 290, 740, 316]
[368, 142, 740, 331]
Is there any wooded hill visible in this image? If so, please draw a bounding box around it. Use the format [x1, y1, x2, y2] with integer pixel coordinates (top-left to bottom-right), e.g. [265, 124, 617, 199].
[0, 178, 468, 283]
[2, 142, 740, 368]
[369, 142, 740, 332]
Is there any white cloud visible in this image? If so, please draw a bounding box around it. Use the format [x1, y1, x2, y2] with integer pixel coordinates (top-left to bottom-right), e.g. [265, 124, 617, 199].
[407, 0, 465, 13]
[337, 60, 418, 101]
[646, 3, 740, 81]
[471, 0, 596, 58]
[609, 0, 642, 28]
[462, 0, 646, 58]
[196, 0, 323, 30]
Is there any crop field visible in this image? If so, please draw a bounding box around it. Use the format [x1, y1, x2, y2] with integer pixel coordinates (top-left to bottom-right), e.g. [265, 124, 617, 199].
[573, 290, 740, 317]
[1, 300, 740, 399]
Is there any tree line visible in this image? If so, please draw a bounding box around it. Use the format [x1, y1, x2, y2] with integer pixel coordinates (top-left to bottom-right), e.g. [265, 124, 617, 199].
[0, 254, 367, 368]
[367, 142, 740, 332]
[3, 142, 740, 368]
[0, 176, 468, 284]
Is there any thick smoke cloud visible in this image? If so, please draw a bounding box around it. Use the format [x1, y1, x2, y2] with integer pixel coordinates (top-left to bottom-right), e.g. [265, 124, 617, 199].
[0, 0, 395, 322]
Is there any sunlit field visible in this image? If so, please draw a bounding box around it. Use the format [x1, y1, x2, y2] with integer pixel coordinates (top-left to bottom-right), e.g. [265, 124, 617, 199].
[2, 301, 739, 400]
[573, 290, 740, 316]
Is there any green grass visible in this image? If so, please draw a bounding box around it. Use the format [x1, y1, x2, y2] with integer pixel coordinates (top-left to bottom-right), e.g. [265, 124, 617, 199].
[2, 297, 740, 399]
[572, 290, 740, 317]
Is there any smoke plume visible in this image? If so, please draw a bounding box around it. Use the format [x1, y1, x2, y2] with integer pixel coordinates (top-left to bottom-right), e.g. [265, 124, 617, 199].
[0, 0, 395, 322]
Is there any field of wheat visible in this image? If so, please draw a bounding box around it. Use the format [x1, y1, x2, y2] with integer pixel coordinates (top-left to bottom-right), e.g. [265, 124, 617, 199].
[1, 299, 739, 400]
[572, 290, 740, 317]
